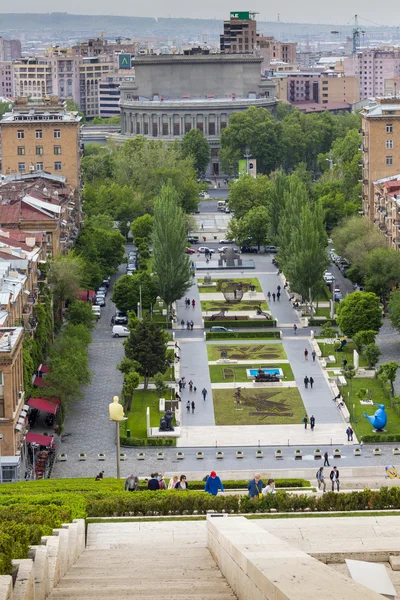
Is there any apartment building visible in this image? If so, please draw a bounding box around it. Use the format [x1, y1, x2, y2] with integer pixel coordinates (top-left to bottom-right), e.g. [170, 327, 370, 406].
[0, 62, 13, 98]
[0, 97, 81, 190]
[49, 53, 80, 104]
[274, 72, 359, 105]
[373, 174, 400, 248]
[319, 74, 360, 105]
[220, 12, 257, 53]
[344, 50, 400, 99]
[257, 36, 297, 73]
[361, 97, 400, 221]
[13, 58, 53, 99]
[0, 37, 21, 61]
[79, 56, 115, 118]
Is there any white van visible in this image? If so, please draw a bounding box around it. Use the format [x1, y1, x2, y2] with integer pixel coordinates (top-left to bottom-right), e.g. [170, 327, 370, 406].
[112, 325, 130, 338]
[92, 305, 101, 320]
[217, 200, 226, 211]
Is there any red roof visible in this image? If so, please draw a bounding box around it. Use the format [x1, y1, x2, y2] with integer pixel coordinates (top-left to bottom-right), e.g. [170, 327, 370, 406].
[28, 397, 59, 414]
[38, 364, 49, 374]
[77, 290, 95, 302]
[26, 431, 54, 446]
[33, 376, 49, 388]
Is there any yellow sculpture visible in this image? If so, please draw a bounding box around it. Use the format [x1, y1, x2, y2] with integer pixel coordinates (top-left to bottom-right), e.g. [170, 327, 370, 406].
[109, 395, 125, 422]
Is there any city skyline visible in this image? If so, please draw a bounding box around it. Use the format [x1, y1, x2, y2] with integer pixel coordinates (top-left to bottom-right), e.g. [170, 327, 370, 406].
[0, 2, 399, 27]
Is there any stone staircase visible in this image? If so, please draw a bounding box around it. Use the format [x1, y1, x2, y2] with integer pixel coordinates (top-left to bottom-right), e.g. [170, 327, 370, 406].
[47, 521, 236, 599]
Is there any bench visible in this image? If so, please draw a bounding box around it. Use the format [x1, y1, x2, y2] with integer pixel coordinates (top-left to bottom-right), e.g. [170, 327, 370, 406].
[328, 355, 336, 363]
[338, 375, 347, 386]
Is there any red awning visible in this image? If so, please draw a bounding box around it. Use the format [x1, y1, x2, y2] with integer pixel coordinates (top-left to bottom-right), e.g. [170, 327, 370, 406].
[33, 377, 49, 388]
[38, 364, 49, 374]
[77, 290, 95, 303]
[28, 397, 59, 415]
[26, 432, 54, 446]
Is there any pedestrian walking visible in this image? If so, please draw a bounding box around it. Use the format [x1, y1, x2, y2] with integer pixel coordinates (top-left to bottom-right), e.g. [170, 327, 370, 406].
[316, 467, 326, 493]
[182, 377, 186, 389]
[190, 320, 194, 331]
[201, 223, 204, 231]
[189, 380, 193, 392]
[267, 292, 271, 301]
[304, 348, 309, 360]
[186, 401, 190, 413]
[349, 426, 353, 441]
[293, 324, 297, 335]
[191, 400, 195, 413]
[194, 386, 197, 392]
[311, 350, 316, 362]
[277, 285, 281, 293]
[124, 473, 139, 492]
[110, 316, 115, 326]
[185, 297, 189, 308]
[180, 319, 185, 330]
[346, 426, 353, 441]
[178, 379, 183, 392]
[175, 342, 180, 350]
[277, 291, 281, 301]
[310, 415, 315, 430]
[303, 415, 308, 429]
[304, 375, 309, 389]
[175, 392, 181, 401]
[174, 352, 180, 361]
[202, 387, 208, 401]
[330, 466, 340, 492]
[192, 299, 196, 308]
[186, 320, 190, 330]
[272, 292, 276, 302]
[204, 471, 224, 495]
[309, 376, 314, 389]
[262, 479, 276, 495]
[324, 451, 330, 467]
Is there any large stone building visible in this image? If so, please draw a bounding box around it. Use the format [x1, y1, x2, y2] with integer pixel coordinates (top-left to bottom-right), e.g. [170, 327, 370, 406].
[220, 12, 257, 53]
[361, 97, 400, 221]
[257, 36, 297, 73]
[344, 49, 400, 99]
[12, 58, 53, 100]
[372, 174, 400, 248]
[0, 37, 21, 62]
[0, 97, 81, 190]
[120, 51, 276, 176]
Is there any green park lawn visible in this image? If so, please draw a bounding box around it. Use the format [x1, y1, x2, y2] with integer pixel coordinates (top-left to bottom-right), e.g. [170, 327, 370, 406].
[342, 378, 400, 439]
[318, 341, 368, 367]
[121, 389, 176, 444]
[209, 363, 294, 383]
[201, 300, 269, 312]
[207, 343, 287, 361]
[198, 277, 262, 293]
[213, 388, 305, 426]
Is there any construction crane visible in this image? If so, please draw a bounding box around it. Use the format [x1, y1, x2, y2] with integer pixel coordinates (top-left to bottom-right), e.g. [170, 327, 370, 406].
[352, 15, 365, 54]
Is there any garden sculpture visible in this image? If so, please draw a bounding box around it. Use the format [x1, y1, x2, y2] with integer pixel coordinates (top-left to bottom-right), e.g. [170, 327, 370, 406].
[109, 395, 125, 421]
[159, 409, 175, 432]
[335, 338, 347, 352]
[219, 247, 242, 267]
[363, 404, 387, 431]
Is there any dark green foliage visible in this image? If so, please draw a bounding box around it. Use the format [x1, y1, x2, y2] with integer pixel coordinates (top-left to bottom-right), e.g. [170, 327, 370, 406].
[336, 292, 382, 337]
[206, 331, 281, 340]
[65, 300, 96, 330]
[204, 320, 277, 328]
[124, 317, 168, 388]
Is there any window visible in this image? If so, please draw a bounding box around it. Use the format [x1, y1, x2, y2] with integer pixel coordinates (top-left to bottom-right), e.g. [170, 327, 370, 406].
[386, 156, 393, 166]
[18, 162, 25, 172]
[162, 123, 168, 136]
[386, 124, 393, 133]
[322, 94, 328, 98]
[17, 146, 25, 156]
[36, 146, 43, 155]
[54, 162, 62, 171]
[35, 129, 42, 139]
[136, 122, 140, 135]
[17, 130, 24, 139]
[173, 123, 180, 136]
[36, 162, 43, 171]
[54, 145, 61, 155]
[386, 140, 393, 149]
[143, 122, 149, 135]
[209, 122, 216, 135]
[152, 123, 158, 137]
[184, 123, 191, 133]
[53, 129, 61, 138]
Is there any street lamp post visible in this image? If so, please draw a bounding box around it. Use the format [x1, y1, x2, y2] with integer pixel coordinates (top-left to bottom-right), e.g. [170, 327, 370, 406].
[109, 396, 127, 480]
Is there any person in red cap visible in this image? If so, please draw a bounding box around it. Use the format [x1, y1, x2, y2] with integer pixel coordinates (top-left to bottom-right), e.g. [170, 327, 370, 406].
[204, 471, 224, 495]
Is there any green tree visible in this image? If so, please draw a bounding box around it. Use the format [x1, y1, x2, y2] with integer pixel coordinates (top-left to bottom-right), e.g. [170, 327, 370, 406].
[152, 183, 192, 313]
[123, 370, 140, 412]
[242, 205, 270, 250]
[124, 317, 168, 388]
[85, 214, 115, 230]
[389, 290, 400, 333]
[117, 357, 138, 376]
[277, 175, 309, 270]
[65, 300, 96, 330]
[48, 253, 86, 316]
[181, 128, 210, 174]
[331, 216, 386, 272]
[364, 247, 400, 306]
[130, 214, 154, 242]
[227, 174, 270, 220]
[377, 361, 400, 396]
[268, 170, 289, 245]
[112, 272, 158, 313]
[336, 291, 382, 337]
[75, 226, 125, 285]
[352, 330, 377, 353]
[0, 101, 11, 119]
[363, 343, 381, 369]
[154, 372, 168, 398]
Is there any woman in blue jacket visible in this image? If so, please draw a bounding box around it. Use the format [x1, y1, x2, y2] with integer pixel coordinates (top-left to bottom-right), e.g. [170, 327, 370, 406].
[247, 474, 264, 499]
[204, 471, 224, 495]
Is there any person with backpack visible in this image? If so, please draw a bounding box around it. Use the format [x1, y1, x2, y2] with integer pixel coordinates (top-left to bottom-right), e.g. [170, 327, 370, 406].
[346, 426, 352, 441]
[293, 324, 297, 335]
[148, 473, 159, 491]
[330, 466, 340, 491]
[316, 467, 326, 492]
[158, 474, 167, 490]
[247, 473, 264, 500]
[303, 415, 308, 429]
[310, 415, 315, 431]
[309, 376, 314, 389]
[202, 388, 208, 401]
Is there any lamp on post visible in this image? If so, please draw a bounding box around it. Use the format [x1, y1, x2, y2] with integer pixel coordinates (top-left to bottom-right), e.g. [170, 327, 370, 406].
[108, 396, 127, 479]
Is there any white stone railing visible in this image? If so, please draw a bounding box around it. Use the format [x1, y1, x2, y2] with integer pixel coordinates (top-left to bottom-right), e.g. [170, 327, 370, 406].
[0, 518, 85, 600]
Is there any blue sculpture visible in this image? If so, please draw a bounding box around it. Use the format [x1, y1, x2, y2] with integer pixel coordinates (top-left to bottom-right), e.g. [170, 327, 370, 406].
[364, 404, 387, 431]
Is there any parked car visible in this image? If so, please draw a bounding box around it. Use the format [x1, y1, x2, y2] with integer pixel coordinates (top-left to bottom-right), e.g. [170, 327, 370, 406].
[218, 246, 239, 253]
[114, 311, 128, 325]
[95, 295, 106, 307]
[102, 277, 111, 288]
[219, 239, 234, 244]
[97, 286, 107, 296]
[241, 245, 258, 254]
[112, 325, 129, 338]
[334, 288, 343, 301]
[323, 271, 334, 284]
[198, 191, 210, 199]
[187, 237, 199, 244]
[210, 326, 233, 333]
[92, 306, 101, 320]
[264, 246, 278, 254]
[185, 247, 196, 254]
[197, 247, 215, 254]
[127, 264, 137, 273]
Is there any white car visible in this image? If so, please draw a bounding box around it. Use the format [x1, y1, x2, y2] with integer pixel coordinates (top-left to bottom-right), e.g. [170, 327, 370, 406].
[197, 247, 215, 254]
[218, 246, 239, 253]
[219, 239, 234, 244]
[112, 325, 129, 338]
[323, 271, 334, 284]
[198, 191, 209, 199]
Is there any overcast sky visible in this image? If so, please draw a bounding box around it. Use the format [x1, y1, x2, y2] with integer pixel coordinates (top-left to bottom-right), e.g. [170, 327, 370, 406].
[3, 0, 400, 25]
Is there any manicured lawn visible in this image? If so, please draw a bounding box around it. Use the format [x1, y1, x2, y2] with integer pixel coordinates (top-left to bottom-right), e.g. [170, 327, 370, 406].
[207, 343, 287, 361]
[209, 363, 294, 383]
[314, 307, 331, 318]
[342, 378, 400, 439]
[121, 390, 174, 439]
[138, 363, 175, 384]
[198, 277, 262, 293]
[201, 300, 269, 312]
[317, 341, 368, 367]
[213, 388, 305, 425]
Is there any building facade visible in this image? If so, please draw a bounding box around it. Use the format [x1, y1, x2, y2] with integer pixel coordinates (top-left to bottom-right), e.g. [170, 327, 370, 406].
[0, 62, 13, 98]
[99, 74, 134, 118]
[257, 36, 297, 73]
[79, 56, 115, 119]
[361, 98, 400, 221]
[0, 37, 21, 62]
[220, 13, 257, 53]
[373, 174, 400, 248]
[13, 58, 53, 100]
[0, 97, 81, 190]
[344, 50, 400, 99]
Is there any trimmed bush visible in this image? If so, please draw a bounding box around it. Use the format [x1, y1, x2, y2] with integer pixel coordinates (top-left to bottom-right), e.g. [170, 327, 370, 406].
[120, 437, 175, 446]
[205, 320, 276, 328]
[206, 331, 281, 340]
[362, 434, 400, 443]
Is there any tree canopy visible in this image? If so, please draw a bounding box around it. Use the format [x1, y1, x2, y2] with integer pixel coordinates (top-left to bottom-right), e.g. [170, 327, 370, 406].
[336, 291, 382, 338]
[112, 272, 158, 314]
[124, 317, 168, 388]
[181, 128, 210, 175]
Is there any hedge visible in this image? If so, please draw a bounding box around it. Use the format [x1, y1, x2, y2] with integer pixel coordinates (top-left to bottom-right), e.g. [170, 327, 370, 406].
[309, 318, 337, 326]
[120, 437, 175, 446]
[205, 320, 277, 328]
[361, 434, 400, 443]
[206, 331, 281, 340]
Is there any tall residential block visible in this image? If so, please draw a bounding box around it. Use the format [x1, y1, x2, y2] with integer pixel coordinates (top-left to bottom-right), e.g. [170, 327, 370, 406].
[0, 97, 81, 190]
[361, 97, 400, 220]
[0, 37, 21, 61]
[256, 36, 297, 73]
[344, 49, 400, 99]
[0, 62, 13, 98]
[13, 58, 53, 99]
[220, 12, 257, 53]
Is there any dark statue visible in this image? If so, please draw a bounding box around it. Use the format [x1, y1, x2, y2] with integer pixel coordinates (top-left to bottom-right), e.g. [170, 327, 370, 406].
[254, 369, 279, 383]
[159, 409, 174, 431]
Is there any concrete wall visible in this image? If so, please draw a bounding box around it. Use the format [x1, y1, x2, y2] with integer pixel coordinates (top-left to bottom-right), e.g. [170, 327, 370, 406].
[0, 519, 85, 600]
[207, 516, 384, 600]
